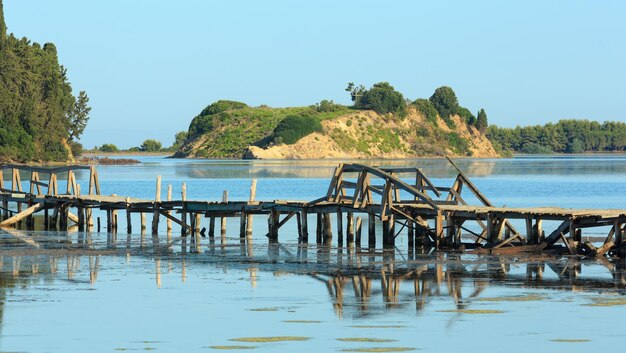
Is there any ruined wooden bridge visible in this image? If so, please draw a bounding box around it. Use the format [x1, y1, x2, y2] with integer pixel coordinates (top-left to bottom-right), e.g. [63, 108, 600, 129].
[1, 158, 625, 257]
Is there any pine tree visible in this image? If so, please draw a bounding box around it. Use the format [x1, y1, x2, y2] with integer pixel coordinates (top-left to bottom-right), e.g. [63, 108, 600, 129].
[476, 109, 488, 133]
[0, 0, 7, 47]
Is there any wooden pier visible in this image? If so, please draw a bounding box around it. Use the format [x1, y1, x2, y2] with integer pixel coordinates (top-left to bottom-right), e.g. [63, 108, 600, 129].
[1, 159, 625, 257]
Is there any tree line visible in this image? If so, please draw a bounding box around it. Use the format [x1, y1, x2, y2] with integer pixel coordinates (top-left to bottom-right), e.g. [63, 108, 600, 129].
[487, 120, 626, 154]
[0, 0, 90, 162]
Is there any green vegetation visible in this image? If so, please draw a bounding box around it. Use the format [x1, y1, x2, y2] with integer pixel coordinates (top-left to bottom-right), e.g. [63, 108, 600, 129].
[476, 108, 488, 133]
[97, 143, 119, 153]
[347, 82, 406, 117]
[273, 115, 323, 144]
[412, 99, 438, 125]
[177, 84, 493, 159]
[178, 101, 349, 158]
[0, 1, 90, 162]
[487, 119, 626, 154]
[429, 86, 459, 128]
[311, 99, 344, 113]
[140, 139, 163, 152]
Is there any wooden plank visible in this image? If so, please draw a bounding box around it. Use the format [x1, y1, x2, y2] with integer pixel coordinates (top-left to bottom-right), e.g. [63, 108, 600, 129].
[0, 202, 44, 226]
[158, 210, 193, 230]
[544, 220, 571, 246]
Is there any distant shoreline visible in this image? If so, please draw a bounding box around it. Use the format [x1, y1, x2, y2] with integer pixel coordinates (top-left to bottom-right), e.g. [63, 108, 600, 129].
[82, 151, 173, 157]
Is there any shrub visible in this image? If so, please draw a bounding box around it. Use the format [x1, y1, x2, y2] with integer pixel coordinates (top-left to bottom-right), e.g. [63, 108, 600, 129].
[458, 106, 476, 125]
[140, 139, 163, 152]
[355, 82, 407, 117]
[444, 132, 470, 155]
[200, 100, 248, 116]
[430, 86, 459, 123]
[99, 143, 119, 153]
[273, 115, 323, 145]
[412, 99, 438, 125]
[312, 100, 344, 113]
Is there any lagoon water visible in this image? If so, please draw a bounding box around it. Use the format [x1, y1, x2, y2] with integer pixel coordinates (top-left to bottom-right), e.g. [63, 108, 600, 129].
[1, 156, 626, 353]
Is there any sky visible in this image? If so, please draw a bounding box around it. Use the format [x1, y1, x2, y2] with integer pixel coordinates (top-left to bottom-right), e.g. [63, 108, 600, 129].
[4, 0, 626, 148]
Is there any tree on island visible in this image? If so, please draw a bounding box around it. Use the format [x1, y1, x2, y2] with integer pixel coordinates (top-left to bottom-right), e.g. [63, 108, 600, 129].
[429, 86, 459, 122]
[476, 109, 488, 133]
[348, 82, 407, 116]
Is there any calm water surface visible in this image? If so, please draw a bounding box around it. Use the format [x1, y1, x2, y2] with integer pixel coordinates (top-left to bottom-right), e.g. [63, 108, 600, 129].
[1, 156, 626, 353]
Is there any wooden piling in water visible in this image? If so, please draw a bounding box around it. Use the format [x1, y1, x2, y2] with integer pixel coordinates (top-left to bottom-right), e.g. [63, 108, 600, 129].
[221, 190, 228, 237]
[323, 213, 332, 245]
[181, 183, 187, 236]
[316, 213, 323, 244]
[355, 217, 363, 247]
[337, 210, 343, 246]
[246, 179, 257, 237]
[368, 213, 376, 248]
[166, 185, 172, 231]
[301, 210, 309, 243]
[125, 197, 132, 234]
[151, 176, 161, 235]
[346, 212, 354, 244]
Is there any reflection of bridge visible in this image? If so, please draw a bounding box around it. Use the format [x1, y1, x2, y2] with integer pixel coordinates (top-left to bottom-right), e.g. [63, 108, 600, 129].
[1, 232, 625, 319]
[1, 159, 625, 257]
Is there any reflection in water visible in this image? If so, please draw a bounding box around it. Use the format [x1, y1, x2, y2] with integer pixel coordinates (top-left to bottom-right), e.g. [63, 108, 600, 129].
[163, 156, 626, 179]
[1, 229, 625, 323]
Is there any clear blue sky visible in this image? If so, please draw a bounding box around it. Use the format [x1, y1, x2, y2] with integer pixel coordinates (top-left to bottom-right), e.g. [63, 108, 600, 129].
[4, 1, 626, 148]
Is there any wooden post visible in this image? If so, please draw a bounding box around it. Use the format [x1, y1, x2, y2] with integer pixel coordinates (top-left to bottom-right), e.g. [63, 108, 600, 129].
[323, 213, 333, 245]
[13, 169, 22, 214]
[337, 210, 343, 246]
[533, 218, 543, 244]
[615, 220, 623, 245]
[152, 176, 161, 235]
[246, 179, 257, 236]
[209, 216, 215, 238]
[140, 212, 146, 230]
[195, 213, 201, 236]
[111, 194, 118, 233]
[166, 185, 172, 231]
[268, 209, 279, 241]
[106, 209, 112, 232]
[346, 212, 354, 244]
[355, 217, 363, 246]
[239, 211, 247, 238]
[301, 210, 309, 243]
[181, 183, 187, 236]
[78, 206, 85, 232]
[125, 197, 132, 234]
[316, 213, 323, 244]
[408, 219, 414, 249]
[570, 220, 580, 242]
[296, 212, 303, 241]
[368, 213, 376, 248]
[221, 190, 228, 237]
